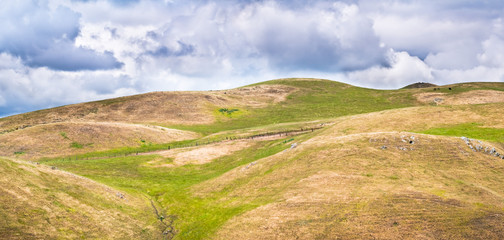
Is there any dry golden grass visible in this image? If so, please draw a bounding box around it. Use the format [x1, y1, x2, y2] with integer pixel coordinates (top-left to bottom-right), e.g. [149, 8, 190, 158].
[212, 84, 296, 108]
[0, 121, 198, 159]
[0, 84, 297, 133]
[194, 102, 504, 239]
[415, 90, 504, 105]
[318, 105, 491, 138]
[210, 133, 504, 239]
[0, 85, 296, 160]
[0, 83, 299, 160]
[0, 157, 158, 239]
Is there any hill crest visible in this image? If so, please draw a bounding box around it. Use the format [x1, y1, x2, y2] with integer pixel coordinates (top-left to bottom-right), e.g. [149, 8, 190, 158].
[402, 82, 438, 89]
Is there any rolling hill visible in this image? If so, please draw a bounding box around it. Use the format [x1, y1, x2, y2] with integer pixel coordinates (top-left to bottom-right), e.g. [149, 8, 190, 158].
[2, 78, 504, 239]
[0, 157, 160, 239]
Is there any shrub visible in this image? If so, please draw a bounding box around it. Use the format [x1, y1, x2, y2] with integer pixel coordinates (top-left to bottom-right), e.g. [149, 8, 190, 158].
[218, 108, 239, 115]
[70, 142, 84, 149]
[60, 132, 69, 139]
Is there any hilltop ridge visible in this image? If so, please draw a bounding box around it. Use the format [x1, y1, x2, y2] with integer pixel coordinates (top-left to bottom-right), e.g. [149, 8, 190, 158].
[402, 82, 438, 89]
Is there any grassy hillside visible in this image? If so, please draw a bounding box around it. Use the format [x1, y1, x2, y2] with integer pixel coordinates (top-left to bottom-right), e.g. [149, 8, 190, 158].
[212, 133, 504, 239]
[42, 103, 504, 239]
[167, 78, 419, 135]
[2, 78, 504, 239]
[3, 78, 504, 159]
[0, 122, 199, 159]
[0, 157, 160, 239]
[41, 139, 292, 239]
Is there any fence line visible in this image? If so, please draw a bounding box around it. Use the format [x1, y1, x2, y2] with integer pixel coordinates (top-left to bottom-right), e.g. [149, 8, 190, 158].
[54, 127, 324, 161]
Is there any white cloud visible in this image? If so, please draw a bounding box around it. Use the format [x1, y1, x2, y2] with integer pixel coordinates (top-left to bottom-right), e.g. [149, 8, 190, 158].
[434, 67, 504, 84]
[347, 51, 433, 89]
[1, 0, 504, 116]
[477, 18, 504, 68]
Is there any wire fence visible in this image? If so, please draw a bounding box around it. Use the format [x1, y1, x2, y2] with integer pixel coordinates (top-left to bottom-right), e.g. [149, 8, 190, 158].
[54, 127, 324, 161]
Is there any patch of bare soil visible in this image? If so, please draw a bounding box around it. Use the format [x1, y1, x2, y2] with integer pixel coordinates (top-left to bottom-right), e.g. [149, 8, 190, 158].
[146, 140, 252, 167]
[415, 92, 447, 105]
[415, 90, 504, 105]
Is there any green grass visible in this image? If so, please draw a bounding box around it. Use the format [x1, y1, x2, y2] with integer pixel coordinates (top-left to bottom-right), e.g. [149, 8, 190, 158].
[70, 142, 83, 149]
[43, 139, 291, 240]
[420, 122, 504, 142]
[218, 108, 239, 115]
[43, 139, 199, 161]
[60, 132, 69, 139]
[168, 79, 418, 135]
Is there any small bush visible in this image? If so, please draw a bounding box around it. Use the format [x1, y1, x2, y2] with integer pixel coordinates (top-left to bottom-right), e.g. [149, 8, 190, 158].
[89, 107, 99, 114]
[218, 108, 239, 115]
[60, 132, 69, 139]
[70, 142, 84, 149]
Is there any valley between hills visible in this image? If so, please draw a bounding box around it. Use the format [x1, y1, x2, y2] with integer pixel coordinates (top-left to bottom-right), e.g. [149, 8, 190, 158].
[2, 78, 504, 239]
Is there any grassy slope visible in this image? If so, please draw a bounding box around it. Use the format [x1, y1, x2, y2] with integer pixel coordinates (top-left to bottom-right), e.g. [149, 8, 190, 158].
[168, 79, 418, 135]
[211, 133, 504, 239]
[3, 79, 504, 239]
[167, 80, 504, 135]
[0, 122, 199, 159]
[43, 101, 504, 239]
[1, 78, 419, 159]
[4, 79, 504, 159]
[0, 157, 159, 239]
[422, 122, 504, 142]
[43, 139, 294, 239]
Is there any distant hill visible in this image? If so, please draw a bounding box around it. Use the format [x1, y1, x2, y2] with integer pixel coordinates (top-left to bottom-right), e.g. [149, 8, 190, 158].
[402, 82, 438, 89]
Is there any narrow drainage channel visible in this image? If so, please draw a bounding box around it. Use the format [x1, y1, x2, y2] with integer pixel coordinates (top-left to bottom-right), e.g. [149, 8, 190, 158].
[149, 197, 177, 240]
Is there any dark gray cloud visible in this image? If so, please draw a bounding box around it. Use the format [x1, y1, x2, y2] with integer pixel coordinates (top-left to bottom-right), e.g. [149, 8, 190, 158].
[27, 42, 123, 71]
[146, 42, 195, 57]
[0, 1, 122, 71]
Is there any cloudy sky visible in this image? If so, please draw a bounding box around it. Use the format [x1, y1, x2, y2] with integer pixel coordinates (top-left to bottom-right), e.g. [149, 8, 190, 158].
[1, 0, 504, 116]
